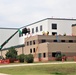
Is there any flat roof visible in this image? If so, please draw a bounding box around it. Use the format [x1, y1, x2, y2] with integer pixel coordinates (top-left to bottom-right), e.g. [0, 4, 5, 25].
[2, 44, 25, 51]
[21, 18, 76, 29]
[0, 27, 18, 30]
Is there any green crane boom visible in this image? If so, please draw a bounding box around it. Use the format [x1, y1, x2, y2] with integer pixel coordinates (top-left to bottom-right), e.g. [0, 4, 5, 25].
[0, 27, 30, 50]
[0, 29, 22, 50]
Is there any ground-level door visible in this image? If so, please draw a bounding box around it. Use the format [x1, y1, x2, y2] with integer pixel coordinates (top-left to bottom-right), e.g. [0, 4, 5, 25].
[52, 52, 61, 57]
[38, 53, 42, 61]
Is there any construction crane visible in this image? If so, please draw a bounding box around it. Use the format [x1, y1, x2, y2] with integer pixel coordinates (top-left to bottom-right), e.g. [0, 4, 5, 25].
[0, 28, 30, 52]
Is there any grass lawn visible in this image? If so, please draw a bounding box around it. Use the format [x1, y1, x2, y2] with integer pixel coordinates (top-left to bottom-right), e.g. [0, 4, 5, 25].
[0, 63, 76, 75]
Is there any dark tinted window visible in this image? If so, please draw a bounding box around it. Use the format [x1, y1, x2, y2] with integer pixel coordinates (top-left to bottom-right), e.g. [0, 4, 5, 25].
[69, 40, 73, 43]
[33, 48, 35, 52]
[33, 40, 35, 45]
[40, 25, 42, 31]
[53, 40, 57, 42]
[30, 41, 32, 45]
[61, 40, 65, 42]
[32, 28, 34, 33]
[52, 32, 57, 35]
[42, 40, 46, 43]
[27, 42, 29, 46]
[43, 53, 46, 58]
[36, 27, 38, 32]
[52, 24, 57, 29]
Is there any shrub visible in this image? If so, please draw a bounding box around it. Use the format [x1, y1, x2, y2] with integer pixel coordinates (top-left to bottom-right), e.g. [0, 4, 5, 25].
[17, 54, 25, 63]
[25, 54, 34, 63]
[55, 54, 62, 61]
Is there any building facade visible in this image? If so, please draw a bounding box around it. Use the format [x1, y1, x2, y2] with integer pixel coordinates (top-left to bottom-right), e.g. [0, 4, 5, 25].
[24, 35, 76, 62]
[0, 18, 76, 62]
[19, 18, 76, 44]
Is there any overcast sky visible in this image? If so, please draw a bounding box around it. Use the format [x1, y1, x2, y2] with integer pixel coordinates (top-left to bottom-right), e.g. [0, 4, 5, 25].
[0, 0, 76, 28]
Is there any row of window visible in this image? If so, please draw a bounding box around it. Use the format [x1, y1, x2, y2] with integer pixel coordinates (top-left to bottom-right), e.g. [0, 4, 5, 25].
[27, 40, 35, 46]
[53, 40, 75, 42]
[32, 24, 57, 34]
[30, 48, 35, 53]
[19, 23, 57, 37]
[38, 53, 46, 58]
[30, 49, 46, 58]
[26, 39, 76, 46]
[32, 25, 42, 33]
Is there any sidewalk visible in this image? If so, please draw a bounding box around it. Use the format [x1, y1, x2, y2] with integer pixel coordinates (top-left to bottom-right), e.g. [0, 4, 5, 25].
[0, 61, 76, 68]
[0, 73, 9, 75]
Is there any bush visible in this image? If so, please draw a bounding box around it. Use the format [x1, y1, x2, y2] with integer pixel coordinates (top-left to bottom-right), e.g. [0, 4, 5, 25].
[25, 54, 34, 63]
[55, 54, 62, 61]
[17, 54, 25, 63]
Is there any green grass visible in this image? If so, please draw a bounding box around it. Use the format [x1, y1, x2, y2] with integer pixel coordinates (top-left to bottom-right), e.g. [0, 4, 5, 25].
[0, 63, 76, 75]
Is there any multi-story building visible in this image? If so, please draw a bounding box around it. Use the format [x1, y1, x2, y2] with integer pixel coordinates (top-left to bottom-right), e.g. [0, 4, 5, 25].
[24, 35, 76, 62]
[19, 18, 76, 44]
[1, 18, 76, 62]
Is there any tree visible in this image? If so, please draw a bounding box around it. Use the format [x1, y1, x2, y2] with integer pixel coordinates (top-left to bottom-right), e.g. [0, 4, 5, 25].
[6, 47, 17, 59]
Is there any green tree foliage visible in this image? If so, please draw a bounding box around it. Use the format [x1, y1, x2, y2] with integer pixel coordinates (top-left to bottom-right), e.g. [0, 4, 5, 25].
[17, 54, 25, 63]
[25, 54, 34, 63]
[5, 47, 17, 59]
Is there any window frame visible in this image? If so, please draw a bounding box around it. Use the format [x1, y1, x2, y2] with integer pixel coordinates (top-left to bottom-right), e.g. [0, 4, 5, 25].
[43, 53, 46, 58]
[40, 25, 42, 31]
[27, 42, 29, 46]
[33, 40, 35, 45]
[36, 27, 38, 32]
[32, 28, 34, 34]
[30, 48, 32, 53]
[33, 48, 35, 53]
[52, 23, 57, 29]
[30, 41, 32, 45]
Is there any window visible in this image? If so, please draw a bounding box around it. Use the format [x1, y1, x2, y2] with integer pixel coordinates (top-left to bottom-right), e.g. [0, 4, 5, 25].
[30, 41, 32, 45]
[69, 40, 73, 43]
[52, 23, 57, 29]
[42, 39, 46, 43]
[27, 42, 29, 46]
[36, 27, 38, 32]
[32, 28, 34, 33]
[43, 53, 46, 58]
[40, 25, 42, 31]
[52, 32, 57, 35]
[30, 49, 32, 53]
[52, 52, 61, 57]
[61, 40, 65, 42]
[53, 40, 57, 42]
[33, 48, 35, 52]
[33, 40, 35, 45]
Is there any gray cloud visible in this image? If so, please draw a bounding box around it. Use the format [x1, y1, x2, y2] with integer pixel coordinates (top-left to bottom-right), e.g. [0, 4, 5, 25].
[0, 0, 76, 28]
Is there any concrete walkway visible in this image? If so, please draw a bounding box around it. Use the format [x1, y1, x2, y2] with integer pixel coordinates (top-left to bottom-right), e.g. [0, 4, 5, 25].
[0, 73, 9, 75]
[0, 61, 76, 68]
